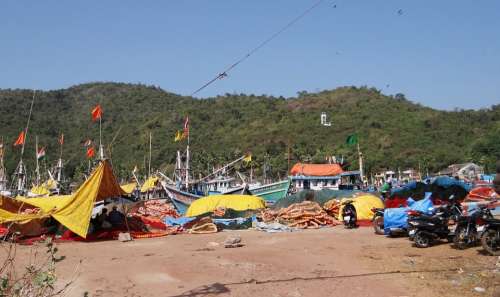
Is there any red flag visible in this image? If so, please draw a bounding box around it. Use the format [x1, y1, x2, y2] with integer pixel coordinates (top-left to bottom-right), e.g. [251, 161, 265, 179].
[86, 146, 95, 158]
[13, 131, 25, 146]
[183, 116, 189, 138]
[91, 104, 102, 122]
[59, 133, 64, 145]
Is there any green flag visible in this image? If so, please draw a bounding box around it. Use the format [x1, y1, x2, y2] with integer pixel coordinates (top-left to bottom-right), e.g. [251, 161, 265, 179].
[346, 134, 358, 146]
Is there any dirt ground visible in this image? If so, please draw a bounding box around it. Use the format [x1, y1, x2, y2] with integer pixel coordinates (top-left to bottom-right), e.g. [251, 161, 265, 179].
[9, 227, 500, 297]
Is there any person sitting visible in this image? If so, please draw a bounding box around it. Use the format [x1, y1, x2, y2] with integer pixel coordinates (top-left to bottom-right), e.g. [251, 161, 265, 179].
[108, 206, 125, 227]
[95, 208, 112, 230]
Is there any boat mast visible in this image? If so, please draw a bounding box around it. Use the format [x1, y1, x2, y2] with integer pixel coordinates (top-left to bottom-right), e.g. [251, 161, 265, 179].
[185, 130, 190, 190]
[148, 131, 152, 178]
[357, 142, 364, 184]
[98, 111, 105, 160]
[56, 133, 64, 185]
[35, 135, 40, 186]
[0, 138, 7, 192]
[14, 90, 36, 195]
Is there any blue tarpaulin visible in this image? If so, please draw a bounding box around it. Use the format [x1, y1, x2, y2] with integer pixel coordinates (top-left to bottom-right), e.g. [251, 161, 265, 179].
[163, 216, 195, 226]
[383, 193, 434, 234]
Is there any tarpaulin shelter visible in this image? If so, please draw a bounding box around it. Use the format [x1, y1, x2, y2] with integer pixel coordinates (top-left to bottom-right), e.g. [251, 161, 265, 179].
[383, 193, 434, 234]
[30, 179, 57, 196]
[337, 194, 384, 223]
[185, 194, 265, 217]
[0, 160, 125, 238]
[273, 189, 362, 209]
[390, 181, 429, 200]
[290, 163, 343, 176]
[430, 176, 471, 201]
[141, 176, 159, 193]
[121, 182, 138, 194]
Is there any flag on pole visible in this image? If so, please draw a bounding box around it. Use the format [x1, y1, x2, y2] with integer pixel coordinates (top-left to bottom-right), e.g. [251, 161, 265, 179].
[36, 147, 46, 160]
[91, 104, 102, 122]
[82, 139, 92, 147]
[133, 165, 138, 173]
[59, 133, 64, 145]
[0, 142, 4, 158]
[13, 131, 25, 147]
[345, 134, 358, 146]
[86, 146, 95, 158]
[174, 130, 183, 142]
[183, 116, 189, 138]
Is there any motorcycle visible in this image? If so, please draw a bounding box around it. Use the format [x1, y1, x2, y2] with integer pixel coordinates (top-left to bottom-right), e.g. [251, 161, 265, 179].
[453, 204, 493, 250]
[371, 207, 384, 235]
[342, 200, 357, 229]
[480, 206, 500, 256]
[407, 202, 462, 248]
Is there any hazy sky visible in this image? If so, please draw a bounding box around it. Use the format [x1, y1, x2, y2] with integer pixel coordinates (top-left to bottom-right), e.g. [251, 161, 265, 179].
[1, 0, 499, 110]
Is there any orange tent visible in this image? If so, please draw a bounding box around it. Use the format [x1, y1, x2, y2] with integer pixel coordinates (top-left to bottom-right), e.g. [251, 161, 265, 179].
[290, 163, 343, 177]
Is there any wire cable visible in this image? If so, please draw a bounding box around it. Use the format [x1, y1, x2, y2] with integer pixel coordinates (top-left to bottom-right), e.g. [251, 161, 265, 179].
[191, 0, 325, 96]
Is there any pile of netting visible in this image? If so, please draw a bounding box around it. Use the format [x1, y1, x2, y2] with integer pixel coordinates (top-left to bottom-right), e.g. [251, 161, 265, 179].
[129, 200, 179, 219]
[261, 201, 340, 229]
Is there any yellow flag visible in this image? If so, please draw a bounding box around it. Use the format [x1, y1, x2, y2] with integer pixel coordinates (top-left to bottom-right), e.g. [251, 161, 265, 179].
[243, 154, 252, 163]
[174, 130, 183, 142]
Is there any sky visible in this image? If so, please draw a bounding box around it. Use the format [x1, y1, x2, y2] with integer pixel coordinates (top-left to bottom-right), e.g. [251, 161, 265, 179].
[1, 0, 499, 110]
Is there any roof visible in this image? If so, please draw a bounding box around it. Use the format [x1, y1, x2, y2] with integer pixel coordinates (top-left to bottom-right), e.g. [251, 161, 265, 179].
[290, 171, 360, 180]
[290, 163, 343, 177]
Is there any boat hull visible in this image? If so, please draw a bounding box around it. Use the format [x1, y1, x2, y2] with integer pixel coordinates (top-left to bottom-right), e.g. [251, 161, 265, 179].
[249, 179, 290, 205]
[162, 184, 200, 215]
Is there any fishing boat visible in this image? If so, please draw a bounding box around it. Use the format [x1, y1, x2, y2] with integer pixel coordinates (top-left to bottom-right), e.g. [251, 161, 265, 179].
[161, 182, 200, 215]
[249, 179, 291, 205]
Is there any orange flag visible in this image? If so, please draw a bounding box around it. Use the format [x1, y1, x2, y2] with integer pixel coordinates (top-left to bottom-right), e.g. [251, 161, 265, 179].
[59, 133, 64, 145]
[91, 104, 102, 122]
[13, 131, 25, 146]
[86, 146, 95, 158]
[183, 116, 189, 138]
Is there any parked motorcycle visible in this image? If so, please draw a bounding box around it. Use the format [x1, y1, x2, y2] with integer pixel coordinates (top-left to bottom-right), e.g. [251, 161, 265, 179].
[371, 207, 384, 235]
[342, 200, 357, 229]
[407, 202, 462, 248]
[453, 204, 493, 249]
[480, 207, 500, 256]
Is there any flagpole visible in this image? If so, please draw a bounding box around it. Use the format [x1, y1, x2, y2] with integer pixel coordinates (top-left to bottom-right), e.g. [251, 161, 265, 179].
[148, 131, 152, 178]
[99, 115, 104, 160]
[357, 142, 364, 184]
[185, 119, 190, 190]
[20, 91, 36, 158]
[35, 135, 40, 186]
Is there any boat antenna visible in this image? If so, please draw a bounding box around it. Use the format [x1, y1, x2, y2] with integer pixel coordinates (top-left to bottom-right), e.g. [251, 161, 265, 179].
[190, 0, 325, 96]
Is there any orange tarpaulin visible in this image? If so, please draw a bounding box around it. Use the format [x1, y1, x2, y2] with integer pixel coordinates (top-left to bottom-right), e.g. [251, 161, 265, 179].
[290, 163, 343, 177]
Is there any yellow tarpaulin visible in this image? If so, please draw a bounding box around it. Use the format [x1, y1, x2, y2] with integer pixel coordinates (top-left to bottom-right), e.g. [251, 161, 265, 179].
[140, 177, 158, 193]
[121, 182, 137, 194]
[185, 194, 265, 217]
[30, 179, 58, 196]
[338, 194, 384, 221]
[0, 160, 125, 238]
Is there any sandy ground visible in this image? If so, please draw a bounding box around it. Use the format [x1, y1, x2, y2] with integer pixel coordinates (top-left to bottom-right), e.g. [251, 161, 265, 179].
[7, 227, 500, 297]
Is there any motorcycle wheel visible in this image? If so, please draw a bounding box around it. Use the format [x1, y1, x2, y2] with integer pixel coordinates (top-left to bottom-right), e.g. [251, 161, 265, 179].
[453, 227, 468, 250]
[373, 216, 384, 235]
[414, 231, 431, 248]
[481, 229, 500, 256]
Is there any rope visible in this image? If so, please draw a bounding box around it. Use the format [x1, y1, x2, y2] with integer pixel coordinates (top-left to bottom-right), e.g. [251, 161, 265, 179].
[191, 0, 325, 96]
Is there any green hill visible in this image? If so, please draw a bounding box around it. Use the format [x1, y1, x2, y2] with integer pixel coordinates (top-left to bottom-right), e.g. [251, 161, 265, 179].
[1, 83, 499, 183]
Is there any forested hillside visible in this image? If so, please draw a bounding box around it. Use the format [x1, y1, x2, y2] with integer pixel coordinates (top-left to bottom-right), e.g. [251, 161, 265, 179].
[1, 83, 499, 183]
